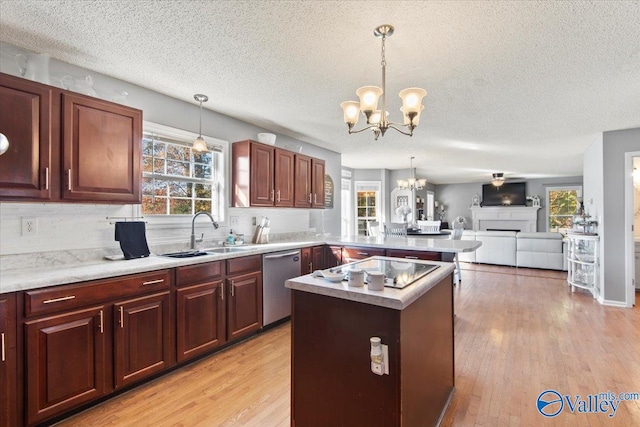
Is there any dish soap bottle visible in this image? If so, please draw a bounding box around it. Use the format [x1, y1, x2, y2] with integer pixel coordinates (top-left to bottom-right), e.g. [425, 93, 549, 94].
[226, 230, 236, 245]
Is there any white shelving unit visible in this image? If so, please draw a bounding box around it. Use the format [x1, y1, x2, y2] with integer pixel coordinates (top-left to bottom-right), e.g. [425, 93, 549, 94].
[566, 233, 600, 298]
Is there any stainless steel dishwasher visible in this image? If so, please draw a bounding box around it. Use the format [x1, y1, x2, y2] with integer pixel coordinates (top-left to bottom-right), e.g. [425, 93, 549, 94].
[262, 249, 301, 326]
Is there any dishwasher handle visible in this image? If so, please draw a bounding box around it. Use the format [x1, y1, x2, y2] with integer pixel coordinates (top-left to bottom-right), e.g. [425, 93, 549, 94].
[264, 251, 301, 259]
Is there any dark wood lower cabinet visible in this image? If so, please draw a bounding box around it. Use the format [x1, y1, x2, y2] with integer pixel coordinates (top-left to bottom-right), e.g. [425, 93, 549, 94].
[113, 292, 172, 389]
[176, 282, 226, 362]
[325, 245, 343, 268]
[227, 272, 262, 341]
[0, 294, 17, 427]
[24, 306, 106, 426]
[385, 249, 442, 261]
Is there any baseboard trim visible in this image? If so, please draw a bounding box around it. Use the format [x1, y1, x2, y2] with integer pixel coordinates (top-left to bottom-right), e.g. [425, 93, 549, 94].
[600, 298, 628, 308]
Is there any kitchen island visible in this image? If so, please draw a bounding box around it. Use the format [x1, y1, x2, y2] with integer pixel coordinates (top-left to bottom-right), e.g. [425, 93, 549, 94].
[286, 256, 455, 427]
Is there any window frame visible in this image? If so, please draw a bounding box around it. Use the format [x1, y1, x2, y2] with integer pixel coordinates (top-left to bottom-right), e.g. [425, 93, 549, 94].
[546, 185, 582, 232]
[354, 181, 381, 236]
[139, 121, 229, 230]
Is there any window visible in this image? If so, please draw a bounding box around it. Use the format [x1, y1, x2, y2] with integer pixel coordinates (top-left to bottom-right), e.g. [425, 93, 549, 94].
[341, 178, 352, 236]
[141, 122, 227, 220]
[546, 186, 582, 233]
[355, 181, 381, 236]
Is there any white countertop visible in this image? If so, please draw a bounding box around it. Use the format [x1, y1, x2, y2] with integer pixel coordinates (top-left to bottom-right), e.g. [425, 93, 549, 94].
[0, 236, 480, 294]
[285, 256, 455, 310]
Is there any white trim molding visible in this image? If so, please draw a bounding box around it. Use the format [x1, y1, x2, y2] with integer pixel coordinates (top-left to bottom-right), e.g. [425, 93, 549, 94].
[469, 206, 540, 232]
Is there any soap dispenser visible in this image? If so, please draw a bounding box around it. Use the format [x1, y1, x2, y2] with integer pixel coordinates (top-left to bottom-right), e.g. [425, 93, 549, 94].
[226, 229, 236, 245]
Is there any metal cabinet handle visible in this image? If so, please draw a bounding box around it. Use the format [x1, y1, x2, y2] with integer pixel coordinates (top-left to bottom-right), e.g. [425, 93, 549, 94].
[99, 310, 104, 334]
[142, 279, 164, 286]
[309, 262, 313, 273]
[277, 190, 281, 202]
[314, 193, 317, 204]
[405, 256, 419, 259]
[67, 169, 72, 190]
[357, 252, 369, 256]
[43, 295, 76, 304]
[1, 332, 5, 362]
[220, 282, 224, 300]
[271, 189, 275, 201]
[119, 306, 124, 328]
[45, 167, 49, 190]
[231, 280, 235, 297]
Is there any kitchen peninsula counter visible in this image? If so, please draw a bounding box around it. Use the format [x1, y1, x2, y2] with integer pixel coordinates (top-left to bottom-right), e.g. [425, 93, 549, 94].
[288, 256, 455, 427]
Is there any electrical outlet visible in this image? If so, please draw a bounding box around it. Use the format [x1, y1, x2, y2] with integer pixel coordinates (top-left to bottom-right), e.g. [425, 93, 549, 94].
[21, 217, 38, 236]
[230, 216, 239, 227]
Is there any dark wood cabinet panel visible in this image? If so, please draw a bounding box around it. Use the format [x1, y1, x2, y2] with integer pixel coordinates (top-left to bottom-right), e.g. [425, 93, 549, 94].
[25, 306, 106, 426]
[311, 159, 325, 208]
[61, 93, 142, 203]
[294, 154, 312, 208]
[385, 249, 442, 261]
[226, 254, 261, 277]
[0, 294, 17, 427]
[342, 246, 386, 263]
[249, 142, 275, 206]
[312, 246, 325, 272]
[175, 261, 224, 287]
[325, 245, 343, 268]
[113, 292, 171, 389]
[0, 73, 57, 200]
[274, 148, 294, 207]
[300, 248, 312, 275]
[227, 272, 262, 341]
[176, 282, 226, 362]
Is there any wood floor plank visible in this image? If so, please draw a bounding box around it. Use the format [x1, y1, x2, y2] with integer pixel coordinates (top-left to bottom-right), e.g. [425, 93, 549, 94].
[55, 265, 640, 427]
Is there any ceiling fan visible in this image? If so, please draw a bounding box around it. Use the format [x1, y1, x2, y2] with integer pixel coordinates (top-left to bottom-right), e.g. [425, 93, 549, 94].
[490, 172, 526, 187]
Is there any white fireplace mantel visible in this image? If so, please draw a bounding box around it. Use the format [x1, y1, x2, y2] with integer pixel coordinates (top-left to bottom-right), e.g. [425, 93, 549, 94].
[469, 206, 541, 232]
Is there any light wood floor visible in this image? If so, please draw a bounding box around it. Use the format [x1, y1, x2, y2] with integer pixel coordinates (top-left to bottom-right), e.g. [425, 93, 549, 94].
[56, 265, 640, 427]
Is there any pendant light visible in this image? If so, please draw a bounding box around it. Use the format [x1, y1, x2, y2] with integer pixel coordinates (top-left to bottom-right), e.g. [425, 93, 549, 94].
[491, 173, 505, 187]
[193, 94, 209, 152]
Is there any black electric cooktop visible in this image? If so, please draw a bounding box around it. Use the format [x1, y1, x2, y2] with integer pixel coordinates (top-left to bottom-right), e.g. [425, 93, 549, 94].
[332, 258, 439, 289]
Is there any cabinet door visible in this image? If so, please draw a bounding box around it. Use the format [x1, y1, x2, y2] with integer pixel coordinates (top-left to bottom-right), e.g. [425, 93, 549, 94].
[25, 306, 106, 426]
[176, 282, 226, 363]
[114, 292, 171, 389]
[294, 154, 312, 208]
[227, 272, 263, 341]
[62, 92, 142, 203]
[0, 73, 57, 200]
[311, 159, 325, 208]
[342, 246, 386, 263]
[274, 148, 294, 207]
[250, 143, 275, 206]
[385, 249, 441, 261]
[300, 247, 312, 275]
[0, 294, 17, 427]
[312, 246, 325, 271]
[325, 245, 343, 268]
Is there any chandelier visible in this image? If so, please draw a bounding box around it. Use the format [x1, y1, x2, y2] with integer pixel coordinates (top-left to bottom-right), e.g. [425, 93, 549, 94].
[491, 173, 505, 187]
[340, 25, 427, 140]
[397, 157, 427, 190]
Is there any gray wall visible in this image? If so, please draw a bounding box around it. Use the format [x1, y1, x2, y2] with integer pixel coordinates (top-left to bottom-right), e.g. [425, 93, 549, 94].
[600, 128, 640, 303]
[0, 42, 342, 236]
[435, 177, 583, 230]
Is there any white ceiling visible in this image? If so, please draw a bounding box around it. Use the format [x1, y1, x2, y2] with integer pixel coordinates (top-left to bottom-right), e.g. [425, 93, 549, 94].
[1, 1, 639, 184]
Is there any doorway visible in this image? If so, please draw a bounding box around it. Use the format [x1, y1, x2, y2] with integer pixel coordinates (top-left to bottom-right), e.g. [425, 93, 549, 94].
[625, 153, 640, 307]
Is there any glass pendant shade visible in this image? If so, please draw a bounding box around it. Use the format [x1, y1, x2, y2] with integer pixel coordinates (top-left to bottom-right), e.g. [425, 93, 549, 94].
[356, 86, 383, 113]
[397, 180, 408, 189]
[417, 178, 427, 187]
[192, 136, 207, 152]
[401, 105, 425, 125]
[399, 88, 427, 113]
[340, 101, 361, 125]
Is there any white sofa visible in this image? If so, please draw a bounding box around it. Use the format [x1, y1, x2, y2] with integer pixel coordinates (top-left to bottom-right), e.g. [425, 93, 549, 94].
[516, 232, 565, 270]
[452, 230, 567, 271]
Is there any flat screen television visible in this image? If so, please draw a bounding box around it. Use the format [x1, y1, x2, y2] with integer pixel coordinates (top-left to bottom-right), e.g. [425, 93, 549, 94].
[481, 182, 526, 206]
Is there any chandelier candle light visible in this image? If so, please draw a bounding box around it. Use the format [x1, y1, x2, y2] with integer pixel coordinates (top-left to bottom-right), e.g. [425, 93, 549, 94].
[397, 156, 427, 190]
[340, 25, 427, 140]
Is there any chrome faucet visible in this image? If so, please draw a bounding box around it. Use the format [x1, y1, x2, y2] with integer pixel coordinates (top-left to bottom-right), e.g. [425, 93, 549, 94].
[190, 211, 219, 249]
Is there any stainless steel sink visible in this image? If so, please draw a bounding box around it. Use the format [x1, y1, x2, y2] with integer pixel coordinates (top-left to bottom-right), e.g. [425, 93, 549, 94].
[203, 246, 252, 254]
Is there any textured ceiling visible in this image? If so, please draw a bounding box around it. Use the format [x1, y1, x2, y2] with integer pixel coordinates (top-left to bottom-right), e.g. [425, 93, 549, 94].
[1, 1, 639, 184]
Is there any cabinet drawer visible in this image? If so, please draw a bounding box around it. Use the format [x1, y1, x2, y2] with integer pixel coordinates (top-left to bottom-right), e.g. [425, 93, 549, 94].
[176, 261, 224, 287]
[226, 255, 262, 276]
[24, 269, 171, 317]
[386, 249, 441, 261]
[342, 246, 386, 261]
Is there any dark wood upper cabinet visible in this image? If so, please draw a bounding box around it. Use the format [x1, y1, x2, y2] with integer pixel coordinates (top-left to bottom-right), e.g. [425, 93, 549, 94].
[61, 93, 142, 203]
[0, 294, 17, 427]
[232, 139, 326, 209]
[0, 73, 57, 200]
[311, 159, 325, 208]
[113, 292, 171, 389]
[274, 148, 294, 207]
[294, 154, 312, 208]
[0, 73, 142, 204]
[24, 306, 107, 426]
